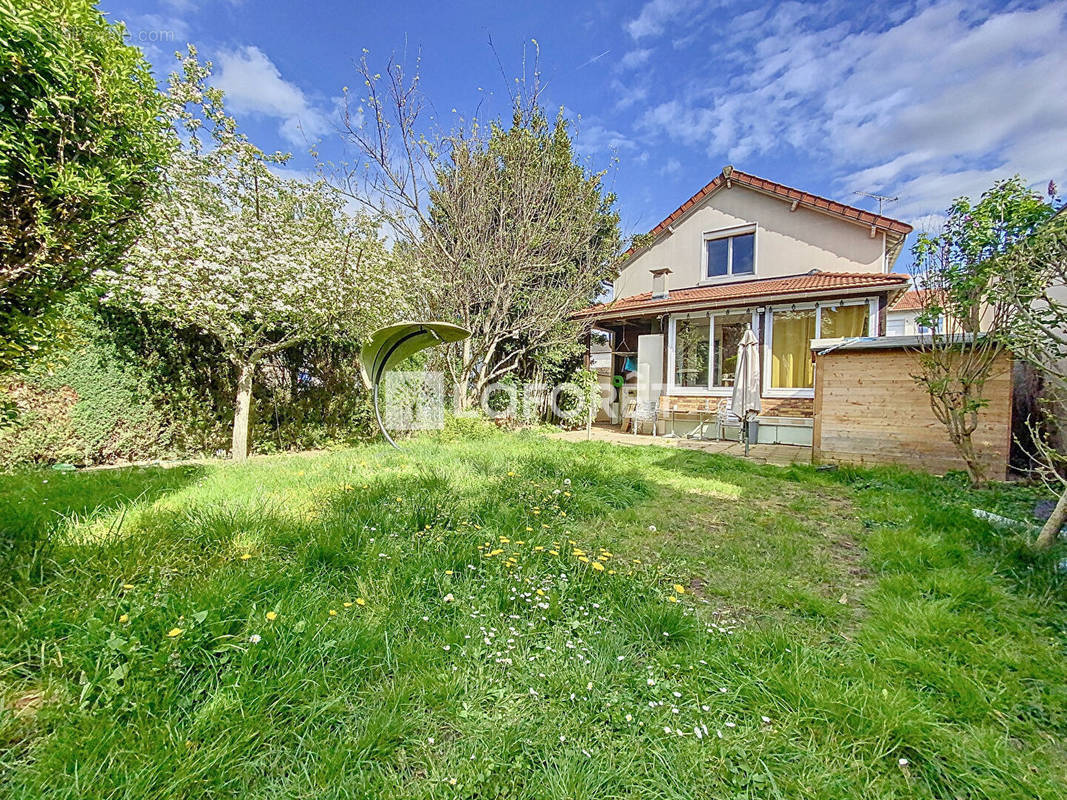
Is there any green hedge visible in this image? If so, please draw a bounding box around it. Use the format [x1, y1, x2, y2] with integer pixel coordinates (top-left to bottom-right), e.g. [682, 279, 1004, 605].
[0, 303, 379, 467]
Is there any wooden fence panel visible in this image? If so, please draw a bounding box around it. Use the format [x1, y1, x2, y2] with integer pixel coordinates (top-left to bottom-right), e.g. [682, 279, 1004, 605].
[812, 348, 1012, 478]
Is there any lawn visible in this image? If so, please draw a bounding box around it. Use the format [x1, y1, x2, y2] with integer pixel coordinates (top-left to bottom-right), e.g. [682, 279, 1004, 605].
[1, 426, 1065, 799]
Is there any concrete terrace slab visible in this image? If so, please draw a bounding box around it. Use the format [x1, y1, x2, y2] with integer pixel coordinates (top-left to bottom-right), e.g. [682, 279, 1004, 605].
[550, 425, 813, 467]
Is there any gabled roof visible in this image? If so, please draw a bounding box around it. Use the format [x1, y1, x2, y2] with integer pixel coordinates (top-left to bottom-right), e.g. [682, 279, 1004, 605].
[888, 289, 928, 311]
[575, 271, 910, 321]
[627, 166, 913, 257]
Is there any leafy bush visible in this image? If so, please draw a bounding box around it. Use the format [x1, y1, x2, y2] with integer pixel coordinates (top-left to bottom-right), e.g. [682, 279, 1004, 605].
[0, 300, 380, 467]
[0, 311, 171, 466]
[0, 0, 170, 372]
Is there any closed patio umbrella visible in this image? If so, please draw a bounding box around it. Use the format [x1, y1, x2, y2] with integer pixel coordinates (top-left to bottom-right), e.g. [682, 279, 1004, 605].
[731, 329, 761, 456]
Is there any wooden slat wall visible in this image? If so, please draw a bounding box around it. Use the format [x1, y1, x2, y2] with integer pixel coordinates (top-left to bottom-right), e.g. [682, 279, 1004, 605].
[813, 348, 1013, 477]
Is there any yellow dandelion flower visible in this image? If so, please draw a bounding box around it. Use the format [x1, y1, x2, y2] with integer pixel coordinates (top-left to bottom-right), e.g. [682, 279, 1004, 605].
[240, 553, 252, 561]
[507, 471, 516, 477]
[355, 598, 366, 606]
[167, 627, 183, 638]
[668, 596, 679, 603]
[515, 540, 524, 545]
[609, 570, 616, 575]
[525, 527, 534, 532]
[534, 546, 544, 552]
[499, 536, 510, 543]
[445, 569, 454, 575]
[549, 549, 560, 556]
[579, 556, 590, 564]
[329, 609, 338, 616]
[572, 548, 585, 556]
[343, 602, 353, 608]
[266, 611, 278, 621]
[118, 613, 129, 624]
[122, 583, 135, 590]
[591, 561, 605, 572]
[396, 497, 403, 503]
[674, 584, 686, 594]
[536, 589, 545, 596]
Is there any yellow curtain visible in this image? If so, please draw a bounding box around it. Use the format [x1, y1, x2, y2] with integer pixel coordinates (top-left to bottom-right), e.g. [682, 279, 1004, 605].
[770, 310, 816, 388]
[821, 304, 869, 338]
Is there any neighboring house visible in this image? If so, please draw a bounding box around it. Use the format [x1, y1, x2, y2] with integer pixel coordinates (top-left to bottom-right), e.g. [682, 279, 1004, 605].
[885, 290, 945, 335]
[575, 166, 913, 444]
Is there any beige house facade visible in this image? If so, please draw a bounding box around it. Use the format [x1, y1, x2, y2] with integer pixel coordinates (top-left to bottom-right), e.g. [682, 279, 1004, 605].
[577, 167, 914, 445]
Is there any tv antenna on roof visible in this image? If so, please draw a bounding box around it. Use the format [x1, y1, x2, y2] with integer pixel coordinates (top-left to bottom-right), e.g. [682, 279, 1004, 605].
[853, 191, 898, 216]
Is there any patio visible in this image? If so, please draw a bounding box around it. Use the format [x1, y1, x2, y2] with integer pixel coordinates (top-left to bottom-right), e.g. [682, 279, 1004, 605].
[552, 423, 813, 466]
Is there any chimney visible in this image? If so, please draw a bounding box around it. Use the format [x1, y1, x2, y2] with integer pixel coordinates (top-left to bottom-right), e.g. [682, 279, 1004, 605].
[651, 268, 672, 299]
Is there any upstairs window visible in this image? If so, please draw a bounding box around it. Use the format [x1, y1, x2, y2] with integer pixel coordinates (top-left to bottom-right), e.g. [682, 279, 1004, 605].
[705, 229, 755, 279]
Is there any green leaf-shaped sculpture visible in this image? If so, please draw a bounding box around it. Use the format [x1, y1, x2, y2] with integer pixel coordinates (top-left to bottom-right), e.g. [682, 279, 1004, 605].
[360, 322, 471, 447]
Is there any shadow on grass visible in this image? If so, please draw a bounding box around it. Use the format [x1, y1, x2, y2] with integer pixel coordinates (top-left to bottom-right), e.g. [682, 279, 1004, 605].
[0, 464, 206, 591]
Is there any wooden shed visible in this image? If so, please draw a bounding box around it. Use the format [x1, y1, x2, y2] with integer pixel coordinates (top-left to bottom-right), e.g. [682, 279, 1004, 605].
[811, 336, 1013, 478]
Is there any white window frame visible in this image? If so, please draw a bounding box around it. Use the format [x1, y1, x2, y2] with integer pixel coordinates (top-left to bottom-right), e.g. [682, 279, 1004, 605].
[666, 309, 759, 396]
[700, 224, 758, 283]
[762, 297, 878, 398]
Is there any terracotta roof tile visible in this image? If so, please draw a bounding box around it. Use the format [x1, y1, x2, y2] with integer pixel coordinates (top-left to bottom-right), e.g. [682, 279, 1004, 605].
[888, 289, 930, 311]
[626, 167, 913, 257]
[575, 271, 911, 320]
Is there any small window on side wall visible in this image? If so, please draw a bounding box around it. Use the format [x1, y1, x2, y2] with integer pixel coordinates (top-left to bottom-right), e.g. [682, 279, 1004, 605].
[705, 230, 755, 279]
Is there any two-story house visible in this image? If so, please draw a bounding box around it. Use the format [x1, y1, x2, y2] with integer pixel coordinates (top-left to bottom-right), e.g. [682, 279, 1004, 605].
[576, 166, 914, 445]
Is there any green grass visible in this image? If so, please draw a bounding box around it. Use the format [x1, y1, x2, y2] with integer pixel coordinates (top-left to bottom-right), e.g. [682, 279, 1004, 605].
[1, 428, 1064, 799]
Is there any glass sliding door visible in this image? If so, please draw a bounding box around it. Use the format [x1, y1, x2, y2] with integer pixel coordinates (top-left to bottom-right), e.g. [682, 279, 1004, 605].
[769, 309, 816, 389]
[711, 313, 750, 388]
[674, 317, 710, 388]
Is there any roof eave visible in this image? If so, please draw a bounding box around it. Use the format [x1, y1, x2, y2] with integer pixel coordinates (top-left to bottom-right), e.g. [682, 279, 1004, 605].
[575, 281, 909, 322]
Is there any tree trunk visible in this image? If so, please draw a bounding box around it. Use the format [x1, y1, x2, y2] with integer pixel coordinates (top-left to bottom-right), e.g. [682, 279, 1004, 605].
[1034, 489, 1067, 549]
[231, 362, 255, 463]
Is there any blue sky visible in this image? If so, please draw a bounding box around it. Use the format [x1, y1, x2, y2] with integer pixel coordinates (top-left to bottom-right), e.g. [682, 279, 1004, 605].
[107, 0, 1065, 258]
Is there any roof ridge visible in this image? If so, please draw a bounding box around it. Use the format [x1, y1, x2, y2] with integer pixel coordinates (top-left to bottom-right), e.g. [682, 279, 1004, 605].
[626, 167, 913, 258]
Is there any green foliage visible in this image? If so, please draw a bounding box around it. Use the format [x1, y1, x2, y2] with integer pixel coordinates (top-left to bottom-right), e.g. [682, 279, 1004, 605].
[0, 435, 1064, 797]
[0, 0, 170, 373]
[912, 176, 1055, 331]
[0, 307, 171, 467]
[909, 177, 1057, 486]
[0, 299, 381, 468]
[101, 48, 402, 460]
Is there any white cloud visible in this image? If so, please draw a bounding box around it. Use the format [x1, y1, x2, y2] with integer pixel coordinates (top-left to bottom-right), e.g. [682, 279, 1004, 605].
[573, 120, 638, 156]
[214, 45, 333, 146]
[626, 0, 707, 39]
[660, 158, 682, 176]
[635, 0, 1067, 221]
[611, 77, 650, 112]
[619, 48, 653, 70]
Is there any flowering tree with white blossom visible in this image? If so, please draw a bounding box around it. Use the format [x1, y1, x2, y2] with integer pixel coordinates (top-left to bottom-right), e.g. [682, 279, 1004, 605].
[102, 48, 405, 461]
